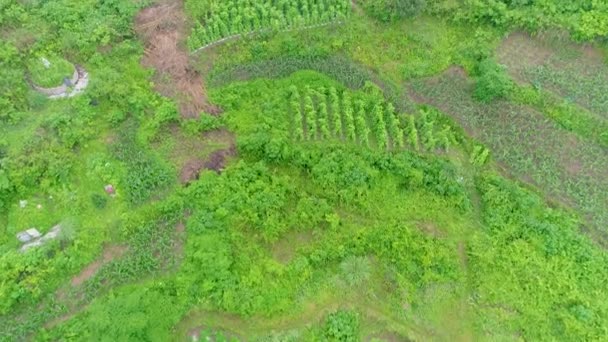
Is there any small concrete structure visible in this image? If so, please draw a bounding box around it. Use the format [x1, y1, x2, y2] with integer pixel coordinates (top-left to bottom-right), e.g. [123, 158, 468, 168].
[31, 69, 79, 97]
[19, 224, 62, 252]
[31, 64, 89, 99]
[16, 228, 42, 243]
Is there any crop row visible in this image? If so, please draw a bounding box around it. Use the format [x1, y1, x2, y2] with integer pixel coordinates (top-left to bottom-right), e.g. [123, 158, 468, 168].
[188, 0, 350, 51]
[288, 85, 457, 152]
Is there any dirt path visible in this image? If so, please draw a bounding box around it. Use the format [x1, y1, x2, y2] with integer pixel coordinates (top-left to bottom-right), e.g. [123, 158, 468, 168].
[135, 0, 220, 118]
[71, 245, 128, 286]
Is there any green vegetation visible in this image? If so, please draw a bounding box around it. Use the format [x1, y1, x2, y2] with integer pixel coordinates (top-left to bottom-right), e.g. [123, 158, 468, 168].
[360, 0, 427, 22]
[187, 0, 351, 51]
[473, 59, 513, 103]
[27, 56, 75, 88]
[2, 0, 608, 341]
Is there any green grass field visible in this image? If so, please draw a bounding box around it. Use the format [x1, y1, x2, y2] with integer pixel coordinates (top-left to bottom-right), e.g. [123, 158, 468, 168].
[1, 0, 608, 341]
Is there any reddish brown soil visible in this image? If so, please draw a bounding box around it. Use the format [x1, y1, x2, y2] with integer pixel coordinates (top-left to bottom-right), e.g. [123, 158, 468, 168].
[71, 245, 128, 286]
[135, 0, 220, 118]
[180, 159, 205, 183]
[178, 130, 237, 183]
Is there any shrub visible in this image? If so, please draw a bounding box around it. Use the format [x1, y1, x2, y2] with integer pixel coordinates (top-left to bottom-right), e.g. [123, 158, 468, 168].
[323, 310, 360, 342]
[473, 59, 513, 103]
[340, 256, 371, 286]
[91, 193, 107, 209]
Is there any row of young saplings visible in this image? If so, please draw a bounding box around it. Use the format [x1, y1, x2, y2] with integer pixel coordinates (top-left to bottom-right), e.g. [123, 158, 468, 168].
[288, 85, 458, 152]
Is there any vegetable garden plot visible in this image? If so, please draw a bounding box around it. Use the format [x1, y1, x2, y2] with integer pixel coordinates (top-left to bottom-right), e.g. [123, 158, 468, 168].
[411, 70, 608, 240]
[287, 83, 457, 152]
[497, 32, 608, 119]
[187, 0, 351, 51]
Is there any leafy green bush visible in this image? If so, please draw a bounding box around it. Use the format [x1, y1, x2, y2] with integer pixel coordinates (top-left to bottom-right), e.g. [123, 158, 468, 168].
[323, 310, 360, 341]
[473, 59, 513, 103]
[90, 193, 107, 209]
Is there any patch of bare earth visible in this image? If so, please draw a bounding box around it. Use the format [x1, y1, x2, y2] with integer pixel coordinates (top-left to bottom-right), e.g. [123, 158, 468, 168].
[178, 129, 237, 183]
[135, 0, 220, 118]
[180, 141, 237, 183]
[71, 245, 128, 287]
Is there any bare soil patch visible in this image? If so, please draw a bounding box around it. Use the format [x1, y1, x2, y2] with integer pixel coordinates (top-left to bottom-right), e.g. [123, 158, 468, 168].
[135, 0, 220, 118]
[497, 32, 553, 81]
[179, 138, 236, 183]
[153, 126, 235, 183]
[71, 245, 128, 286]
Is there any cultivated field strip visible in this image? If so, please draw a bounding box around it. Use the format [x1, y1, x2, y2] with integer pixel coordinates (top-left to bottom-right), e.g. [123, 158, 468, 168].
[411, 70, 608, 237]
[188, 0, 351, 51]
[287, 85, 458, 152]
[498, 32, 608, 119]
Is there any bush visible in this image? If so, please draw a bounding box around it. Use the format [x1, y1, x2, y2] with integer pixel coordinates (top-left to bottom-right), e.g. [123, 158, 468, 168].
[91, 193, 107, 209]
[323, 310, 360, 341]
[361, 0, 427, 22]
[473, 59, 513, 103]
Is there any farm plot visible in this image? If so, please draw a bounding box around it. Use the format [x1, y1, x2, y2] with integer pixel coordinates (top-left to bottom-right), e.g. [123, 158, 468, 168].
[410, 68, 608, 241]
[286, 81, 459, 152]
[497, 32, 608, 119]
[187, 0, 351, 51]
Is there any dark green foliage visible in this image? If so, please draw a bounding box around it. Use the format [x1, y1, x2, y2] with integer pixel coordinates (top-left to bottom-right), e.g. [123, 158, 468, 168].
[444, 0, 608, 40]
[473, 59, 513, 103]
[323, 310, 360, 341]
[91, 193, 107, 209]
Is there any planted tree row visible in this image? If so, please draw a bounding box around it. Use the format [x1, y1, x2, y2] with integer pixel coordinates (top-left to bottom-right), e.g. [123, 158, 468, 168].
[188, 0, 351, 51]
